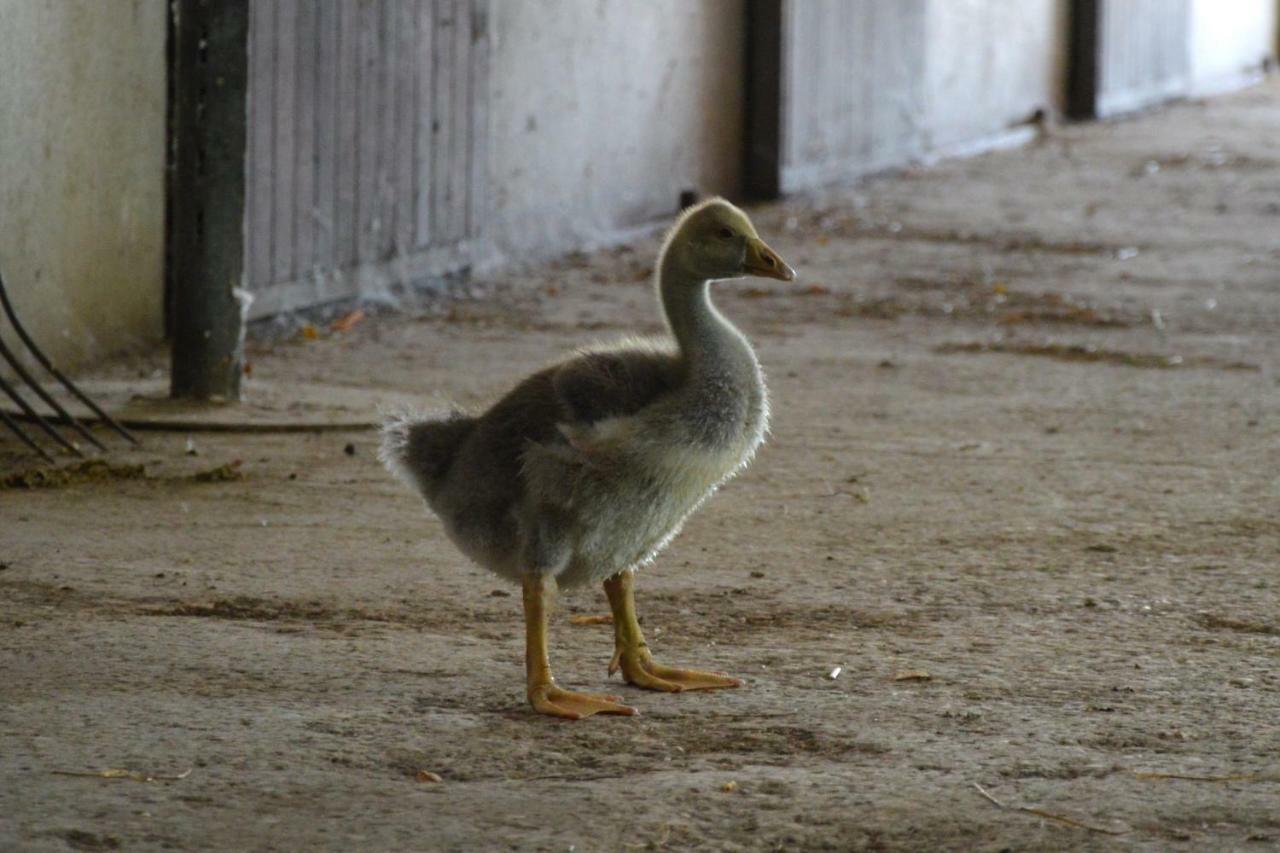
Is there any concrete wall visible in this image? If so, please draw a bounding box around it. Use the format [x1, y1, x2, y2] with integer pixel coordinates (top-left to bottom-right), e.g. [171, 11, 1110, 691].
[487, 0, 746, 256]
[923, 0, 1067, 153]
[1188, 0, 1277, 96]
[0, 0, 166, 374]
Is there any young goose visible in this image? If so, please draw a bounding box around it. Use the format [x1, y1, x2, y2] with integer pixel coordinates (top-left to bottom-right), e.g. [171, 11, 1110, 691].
[381, 198, 795, 719]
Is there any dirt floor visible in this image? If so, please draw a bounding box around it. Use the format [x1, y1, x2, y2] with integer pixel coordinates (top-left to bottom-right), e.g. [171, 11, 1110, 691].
[3, 83, 1279, 851]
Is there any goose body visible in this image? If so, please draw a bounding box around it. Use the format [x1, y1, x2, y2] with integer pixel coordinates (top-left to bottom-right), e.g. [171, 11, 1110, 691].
[381, 198, 795, 719]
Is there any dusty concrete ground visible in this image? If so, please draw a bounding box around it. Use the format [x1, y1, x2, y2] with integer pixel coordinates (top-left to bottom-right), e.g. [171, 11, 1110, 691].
[3, 83, 1279, 851]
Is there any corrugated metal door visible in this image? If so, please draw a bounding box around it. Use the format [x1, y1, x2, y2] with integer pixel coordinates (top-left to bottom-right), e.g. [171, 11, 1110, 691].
[1096, 0, 1190, 116]
[748, 0, 927, 195]
[1070, 0, 1191, 119]
[244, 0, 489, 319]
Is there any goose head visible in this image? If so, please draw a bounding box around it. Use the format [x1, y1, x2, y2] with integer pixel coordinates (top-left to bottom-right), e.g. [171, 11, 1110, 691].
[663, 199, 796, 283]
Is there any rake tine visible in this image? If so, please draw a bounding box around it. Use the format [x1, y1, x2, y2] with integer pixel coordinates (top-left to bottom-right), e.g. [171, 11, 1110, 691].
[0, 370, 82, 456]
[0, 333, 106, 451]
[0, 270, 139, 447]
[0, 404, 55, 463]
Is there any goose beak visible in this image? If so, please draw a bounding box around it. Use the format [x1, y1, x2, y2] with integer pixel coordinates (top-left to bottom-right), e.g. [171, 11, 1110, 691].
[743, 237, 796, 281]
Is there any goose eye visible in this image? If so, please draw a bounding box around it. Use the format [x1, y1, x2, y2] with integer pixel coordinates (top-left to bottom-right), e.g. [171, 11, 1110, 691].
[718, 227, 735, 240]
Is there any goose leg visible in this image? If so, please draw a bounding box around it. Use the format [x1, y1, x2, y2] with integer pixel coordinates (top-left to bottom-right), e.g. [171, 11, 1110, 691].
[604, 569, 744, 692]
[523, 573, 639, 720]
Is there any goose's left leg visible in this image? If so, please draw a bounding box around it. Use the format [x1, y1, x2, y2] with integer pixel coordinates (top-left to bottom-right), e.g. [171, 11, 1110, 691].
[604, 569, 744, 692]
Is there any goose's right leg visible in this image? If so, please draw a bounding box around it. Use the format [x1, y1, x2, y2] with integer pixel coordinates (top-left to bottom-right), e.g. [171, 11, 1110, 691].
[523, 573, 639, 720]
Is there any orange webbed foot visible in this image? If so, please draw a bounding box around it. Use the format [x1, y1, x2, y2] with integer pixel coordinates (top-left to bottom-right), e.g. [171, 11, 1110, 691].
[529, 682, 639, 720]
[609, 644, 744, 692]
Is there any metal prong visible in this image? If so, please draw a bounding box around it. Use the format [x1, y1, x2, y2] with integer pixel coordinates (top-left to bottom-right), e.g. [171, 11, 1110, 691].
[0, 405, 55, 463]
[0, 371, 82, 456]
[0, 334, 106, 451]
[0, 270, 139, 447]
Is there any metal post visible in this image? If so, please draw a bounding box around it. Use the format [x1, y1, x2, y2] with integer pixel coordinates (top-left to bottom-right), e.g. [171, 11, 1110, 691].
[1066, 0, 1101, 119]
[744, 0, 784, 200]
[169, 0, 248, 401]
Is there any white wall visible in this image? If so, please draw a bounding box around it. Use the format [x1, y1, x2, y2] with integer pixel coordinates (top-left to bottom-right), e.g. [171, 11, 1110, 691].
[1189, 0, 1277, 96]
[0, 0, 166, 373]
[923, 0, 1066, 154]
[487, 0, 746, 256]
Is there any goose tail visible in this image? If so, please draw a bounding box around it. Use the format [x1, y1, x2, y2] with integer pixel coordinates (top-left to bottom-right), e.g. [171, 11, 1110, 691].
[378, 406, 475, 501]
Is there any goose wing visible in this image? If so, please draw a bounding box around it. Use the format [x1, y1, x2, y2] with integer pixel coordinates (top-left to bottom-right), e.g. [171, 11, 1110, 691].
[551, 347, 679, 427]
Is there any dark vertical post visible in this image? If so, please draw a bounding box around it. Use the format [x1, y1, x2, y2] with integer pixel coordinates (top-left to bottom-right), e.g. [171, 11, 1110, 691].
[164, 0, 178, 340]
[1067, 0, 1101, 119]
[744, 0, 784, 200]
[169, 0, 248, 401]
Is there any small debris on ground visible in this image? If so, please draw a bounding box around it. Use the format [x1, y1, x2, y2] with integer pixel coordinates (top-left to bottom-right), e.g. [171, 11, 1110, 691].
[330, 309, 367, 334]
[64, 830, 121, 851]
[191, 460, 244, 483]
[2, 460, 148, 490]
[52, 768, 192, 783]
[415, 770, 444, 783]
[569, 614, 613, 626]
[935, 341, 1260, 371]
[894, 670, 932, 682]
[1130, 769, 1260, 782]
[972, 782, 1128, 836]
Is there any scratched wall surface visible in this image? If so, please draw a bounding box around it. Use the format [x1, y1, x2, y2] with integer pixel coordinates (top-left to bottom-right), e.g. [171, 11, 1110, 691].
[923, 0, 1067, 153]
[0, 0, 166, 373]
[774, 0, 1066, 194]
[244, 0, 490, 318]
[1095, 0, 1192, 117]
[486, 0, 747, 257]
[780, 0, 928, 190]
